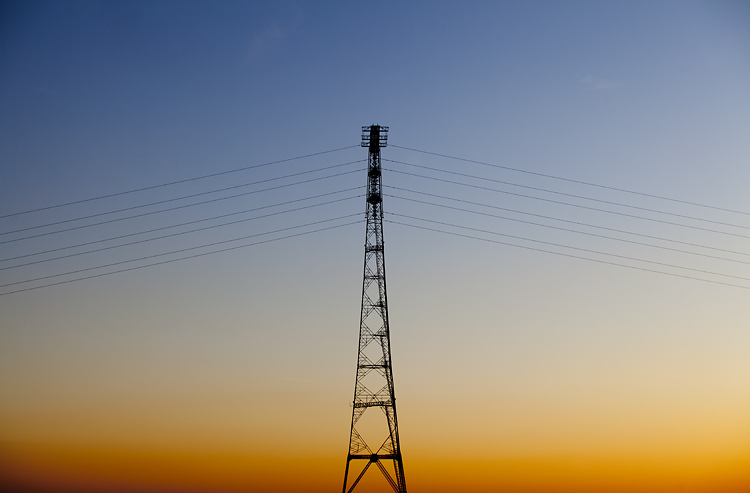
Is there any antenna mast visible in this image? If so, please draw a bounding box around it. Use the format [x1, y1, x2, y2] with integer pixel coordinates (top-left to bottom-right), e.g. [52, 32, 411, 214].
[342, 125, 407, 493]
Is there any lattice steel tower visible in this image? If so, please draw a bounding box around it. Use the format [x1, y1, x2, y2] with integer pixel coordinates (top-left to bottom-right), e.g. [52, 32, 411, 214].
[342, 125, 407, 493]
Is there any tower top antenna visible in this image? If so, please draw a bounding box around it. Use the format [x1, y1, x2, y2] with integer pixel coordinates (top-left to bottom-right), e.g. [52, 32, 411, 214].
[361, 125, 388, 151]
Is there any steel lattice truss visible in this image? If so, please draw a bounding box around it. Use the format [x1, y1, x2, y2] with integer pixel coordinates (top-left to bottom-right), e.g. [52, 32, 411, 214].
[342, 125, 407, 493]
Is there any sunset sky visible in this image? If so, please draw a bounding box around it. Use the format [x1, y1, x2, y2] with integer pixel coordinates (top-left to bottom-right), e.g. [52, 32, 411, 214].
[1, 1, 749, 492]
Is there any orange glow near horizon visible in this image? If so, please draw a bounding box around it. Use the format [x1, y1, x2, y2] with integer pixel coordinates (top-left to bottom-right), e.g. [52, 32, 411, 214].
[3, 341, 750, 492]
[3, 440, 750, 492]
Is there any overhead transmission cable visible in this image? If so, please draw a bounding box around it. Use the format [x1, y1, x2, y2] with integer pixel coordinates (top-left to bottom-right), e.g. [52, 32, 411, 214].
[1, 194, 362, 271]
[1, 168, 364, 245]
[387, 213, 750, 282]
[0, 145, 360, 219]
[386, 193, 750, 265]
[1, 159, 365, 236]
[1, 187, 363, 264]
[386, 185, 750, 258]
[390, 145, 750, 217]
[384, 168, 750, 240]
[384, 158, 750, 230]
[0, 213, 363, 291]
[5, 142, 745, 295]
[386, 218, 750, 291]
[0, 218, 363, 297]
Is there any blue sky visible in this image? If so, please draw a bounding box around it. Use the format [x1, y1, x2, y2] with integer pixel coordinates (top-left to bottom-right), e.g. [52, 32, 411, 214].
[2, 1, 749, 211]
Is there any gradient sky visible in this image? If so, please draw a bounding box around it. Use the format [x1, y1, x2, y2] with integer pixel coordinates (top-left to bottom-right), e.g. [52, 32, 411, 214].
[1, 1, 750, 492]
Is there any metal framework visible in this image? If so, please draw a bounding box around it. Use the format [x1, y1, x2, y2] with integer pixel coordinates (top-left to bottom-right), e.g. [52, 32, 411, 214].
[342, 125, 407, 493]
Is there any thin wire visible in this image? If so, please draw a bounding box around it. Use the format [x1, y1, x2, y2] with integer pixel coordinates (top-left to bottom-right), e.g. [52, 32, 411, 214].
[387, 185, 750, 258]
[0, 145, 360, 219]
[0, 213, 363, 289]
[386, 220, 750, 291]
[1, 195, 361, 271]
[386, 194, 750, 265]
[1, 169, 364, 245]
[1, 187, 363, 263]
[388, 213, 750, 282]
[0, 220, 363, 297]
[384, 168, 750, 240]
[384, 158, 750, 230]
[1, 159, 365, 236]
[390, 145, 750, 217]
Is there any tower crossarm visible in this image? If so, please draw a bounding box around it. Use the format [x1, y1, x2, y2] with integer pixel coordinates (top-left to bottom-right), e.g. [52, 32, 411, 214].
[352, 400, 392, 409]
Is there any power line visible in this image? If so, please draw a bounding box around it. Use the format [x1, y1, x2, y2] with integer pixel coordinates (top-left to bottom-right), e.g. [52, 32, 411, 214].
[1, 160, 365, 236]
[0, 220, 363, 297]
[386, 194, 750, 265]
[384, 168, 750, 240]
[386, 186, 750, 258]
[390, 144, 750, 217]
[0, 145, 360, 219]
[386, 219, 750, 291]
[0, 213, 363, 290]
[1, 169, 364, 245]
[387, 213, 750, 282]
[1, 187, 363, 264]
[1, 195, 361, 271]
[384, 158, 750, 231]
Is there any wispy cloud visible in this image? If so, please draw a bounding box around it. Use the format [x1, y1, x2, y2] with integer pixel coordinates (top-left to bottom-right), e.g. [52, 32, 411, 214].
[579, 74, 621, 90]
[35, 86, 57, 96]
[247, 24, 286, 62]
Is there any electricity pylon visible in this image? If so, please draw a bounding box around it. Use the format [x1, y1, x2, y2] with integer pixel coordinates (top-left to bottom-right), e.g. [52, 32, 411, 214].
[342, 125, 407, 493]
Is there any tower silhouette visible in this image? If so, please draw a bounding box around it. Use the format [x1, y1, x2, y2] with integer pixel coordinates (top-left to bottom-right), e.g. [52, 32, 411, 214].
[342, 125, 407, 493]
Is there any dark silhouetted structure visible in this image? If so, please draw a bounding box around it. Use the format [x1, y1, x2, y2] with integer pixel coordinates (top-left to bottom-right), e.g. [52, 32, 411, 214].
[342, 125, 407, 493]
